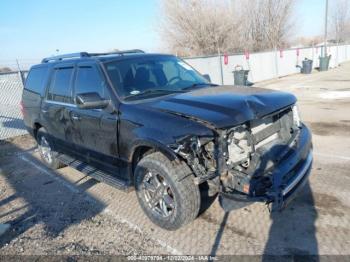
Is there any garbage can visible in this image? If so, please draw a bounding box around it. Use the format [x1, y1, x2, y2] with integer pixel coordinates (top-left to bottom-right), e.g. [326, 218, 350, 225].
[233, 65, 250, 86]
[319, 55, 331, 71]
[301, 58, 313, 74]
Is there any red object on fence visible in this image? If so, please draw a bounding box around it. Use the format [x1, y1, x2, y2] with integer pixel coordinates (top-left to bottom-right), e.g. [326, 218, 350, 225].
[280, 49, 283, 58]
[224, 54, 229, 65]
[296, 48, 300, 56]
[244, 50, 250, 60]
[19, 100, 24, 116]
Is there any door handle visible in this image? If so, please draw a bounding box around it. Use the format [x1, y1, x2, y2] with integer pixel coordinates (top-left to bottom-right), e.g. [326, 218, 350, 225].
[41, 109, 48, 113]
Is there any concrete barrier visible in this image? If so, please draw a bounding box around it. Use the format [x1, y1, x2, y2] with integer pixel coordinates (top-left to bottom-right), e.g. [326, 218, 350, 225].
[184, 44, 350, 85]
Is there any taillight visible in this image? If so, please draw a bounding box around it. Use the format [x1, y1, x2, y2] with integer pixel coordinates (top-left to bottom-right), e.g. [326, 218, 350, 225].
[20, 101, 24, 115]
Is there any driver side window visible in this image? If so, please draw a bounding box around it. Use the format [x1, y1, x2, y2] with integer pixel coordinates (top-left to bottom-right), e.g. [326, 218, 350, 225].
[74, 66, 108, 100]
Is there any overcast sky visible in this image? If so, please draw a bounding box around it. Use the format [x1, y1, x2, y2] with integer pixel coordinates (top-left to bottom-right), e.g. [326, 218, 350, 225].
[0, 0, 330, 63]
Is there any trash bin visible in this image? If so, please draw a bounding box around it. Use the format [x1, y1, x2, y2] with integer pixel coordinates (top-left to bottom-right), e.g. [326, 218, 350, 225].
[319, 55, 331, 71]
[233, 65, 250, 86]
[301, 58, 313, 74]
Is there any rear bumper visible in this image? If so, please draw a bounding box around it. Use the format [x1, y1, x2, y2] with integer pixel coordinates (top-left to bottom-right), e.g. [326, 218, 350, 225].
[220, 124, 313, 211]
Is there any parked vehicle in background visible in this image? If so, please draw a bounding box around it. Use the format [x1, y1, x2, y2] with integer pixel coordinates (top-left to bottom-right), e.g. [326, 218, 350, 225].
[22, 50, 313, 230]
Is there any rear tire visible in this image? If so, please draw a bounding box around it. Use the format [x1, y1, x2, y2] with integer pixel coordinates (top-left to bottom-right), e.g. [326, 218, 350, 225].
[37, 127, 63, 169]
[134, 152, 200, 230]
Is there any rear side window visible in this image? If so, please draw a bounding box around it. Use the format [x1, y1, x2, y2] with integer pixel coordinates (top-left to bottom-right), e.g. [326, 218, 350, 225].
[74, 66, 107, 99]
[47, 67, 74, 103]
[25, 67, 48, 94]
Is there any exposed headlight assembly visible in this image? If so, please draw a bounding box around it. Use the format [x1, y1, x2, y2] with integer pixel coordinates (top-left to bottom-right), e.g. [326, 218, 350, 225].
[292, 104, 302, 128]
[227, 127, 253, 168]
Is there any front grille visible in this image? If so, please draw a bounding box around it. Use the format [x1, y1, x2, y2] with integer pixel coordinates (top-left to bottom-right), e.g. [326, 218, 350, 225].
[226, 106, 295, 169]
[250, 107, 294, 150]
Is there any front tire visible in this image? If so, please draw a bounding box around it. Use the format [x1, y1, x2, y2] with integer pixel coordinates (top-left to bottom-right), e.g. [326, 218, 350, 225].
[134, 152, 200, 230]
[37, 127, 62, 169]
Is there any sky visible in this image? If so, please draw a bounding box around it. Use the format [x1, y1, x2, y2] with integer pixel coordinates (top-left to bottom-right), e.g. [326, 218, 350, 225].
[0, 0, 328, 65]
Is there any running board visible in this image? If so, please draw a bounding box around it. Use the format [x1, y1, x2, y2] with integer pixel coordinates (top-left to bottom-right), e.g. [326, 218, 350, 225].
[57, 153, 131, 191]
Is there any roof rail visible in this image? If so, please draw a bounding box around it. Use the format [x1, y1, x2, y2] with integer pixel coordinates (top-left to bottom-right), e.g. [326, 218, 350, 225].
[87, 49, 145, 57]
[41, 52, 89, 63]
[41, 49, 145, 63]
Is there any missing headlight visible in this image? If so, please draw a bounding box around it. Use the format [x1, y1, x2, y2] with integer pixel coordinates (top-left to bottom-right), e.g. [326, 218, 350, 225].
[227, 127, 253, 168]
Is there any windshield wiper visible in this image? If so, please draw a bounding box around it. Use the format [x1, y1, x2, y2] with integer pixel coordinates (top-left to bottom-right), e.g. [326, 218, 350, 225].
[181, 83, 218, 91]
[124, 89, 185, 100]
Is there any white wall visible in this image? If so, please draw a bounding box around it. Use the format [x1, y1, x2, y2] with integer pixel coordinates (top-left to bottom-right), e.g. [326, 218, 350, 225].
[184, 44, 350, 85]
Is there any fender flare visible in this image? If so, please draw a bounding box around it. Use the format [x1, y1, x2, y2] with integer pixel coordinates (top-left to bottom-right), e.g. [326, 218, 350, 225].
[129, 138, 178, 162]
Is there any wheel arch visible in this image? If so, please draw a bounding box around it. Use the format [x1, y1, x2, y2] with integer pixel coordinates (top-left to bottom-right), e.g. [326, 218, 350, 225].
[33, 122, 43, 139]
[129, 139, 178, 181]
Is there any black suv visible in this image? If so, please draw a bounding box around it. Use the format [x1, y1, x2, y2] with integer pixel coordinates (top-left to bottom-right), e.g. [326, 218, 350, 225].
[22, 50, 313, 230]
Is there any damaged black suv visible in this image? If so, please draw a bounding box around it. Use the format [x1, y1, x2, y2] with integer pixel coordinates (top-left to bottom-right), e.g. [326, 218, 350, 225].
[22, 50, 313, 230]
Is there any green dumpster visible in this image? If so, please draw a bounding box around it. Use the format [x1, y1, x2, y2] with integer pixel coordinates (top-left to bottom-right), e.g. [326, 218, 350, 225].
[319, 55, 331, 71]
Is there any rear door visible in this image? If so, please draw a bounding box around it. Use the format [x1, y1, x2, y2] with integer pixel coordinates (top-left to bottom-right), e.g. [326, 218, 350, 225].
[41, 64, 75, 153]
[67, 62, 120, 172]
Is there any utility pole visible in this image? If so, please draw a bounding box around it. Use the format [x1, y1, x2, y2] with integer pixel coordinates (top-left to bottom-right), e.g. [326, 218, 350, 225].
[324, 0, 329, 56]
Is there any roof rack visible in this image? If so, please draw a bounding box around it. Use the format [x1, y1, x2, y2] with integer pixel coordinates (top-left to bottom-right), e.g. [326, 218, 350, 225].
[88, 49, 145, 57]
[41, 49, 145, 63]
[41, 52, 89, 63]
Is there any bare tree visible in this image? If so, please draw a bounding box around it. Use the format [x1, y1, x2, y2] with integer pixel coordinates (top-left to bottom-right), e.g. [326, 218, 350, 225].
[293, 35, 324, 47]
[239, 0, 295, 51]
[330, 0, 350, 43]
[0, 67, 12, 73]
[159, 0, 241, 56]
[159, 0, 296, 55]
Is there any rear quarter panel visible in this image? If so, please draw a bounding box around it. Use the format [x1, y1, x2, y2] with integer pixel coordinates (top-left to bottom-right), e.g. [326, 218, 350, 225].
[22, 65, 51, 135]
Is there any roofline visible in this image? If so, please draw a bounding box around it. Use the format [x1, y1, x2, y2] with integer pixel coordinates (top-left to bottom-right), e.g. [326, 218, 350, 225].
[41, 49, 145, 63]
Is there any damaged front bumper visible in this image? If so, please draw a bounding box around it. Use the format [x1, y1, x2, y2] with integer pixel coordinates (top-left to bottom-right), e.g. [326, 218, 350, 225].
[219, 124, 313, 212]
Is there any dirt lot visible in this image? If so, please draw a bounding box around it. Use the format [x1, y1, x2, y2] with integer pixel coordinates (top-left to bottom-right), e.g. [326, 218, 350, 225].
[1, 62, 350, 258]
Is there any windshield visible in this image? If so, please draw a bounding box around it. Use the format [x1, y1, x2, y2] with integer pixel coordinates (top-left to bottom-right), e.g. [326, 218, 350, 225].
[104, 55, 212, 100]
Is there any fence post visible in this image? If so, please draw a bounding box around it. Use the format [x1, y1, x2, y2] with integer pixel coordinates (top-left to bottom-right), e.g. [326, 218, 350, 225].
[15, 59, 25, 88]
[336, 42, 339, 66]
[218, 48, 224, 85]
[17, 71, 25, 88]
[274, 48, 279, 78]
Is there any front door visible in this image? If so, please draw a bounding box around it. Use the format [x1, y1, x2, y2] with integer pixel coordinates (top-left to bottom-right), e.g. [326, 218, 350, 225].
[66, 62, 121, 176]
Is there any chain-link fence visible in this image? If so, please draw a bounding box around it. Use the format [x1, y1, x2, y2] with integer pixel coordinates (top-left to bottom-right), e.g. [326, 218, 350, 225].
[0, 72, 27, 140]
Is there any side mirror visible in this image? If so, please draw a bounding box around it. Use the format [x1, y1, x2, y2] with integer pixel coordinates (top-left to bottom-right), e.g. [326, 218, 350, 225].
[203, 74, 211, 82]
[75, 92, 109, 109]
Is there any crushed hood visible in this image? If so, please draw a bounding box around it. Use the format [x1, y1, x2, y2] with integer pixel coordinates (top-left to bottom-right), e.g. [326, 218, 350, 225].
[143, 85, 297, 128]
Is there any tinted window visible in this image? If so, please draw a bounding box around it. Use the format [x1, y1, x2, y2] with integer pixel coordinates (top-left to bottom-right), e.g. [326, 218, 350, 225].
[48, 67, 74, 103]
[105, 56, 208, 99]
[25, 67, 48, 94]
[74, 66, 107, 99]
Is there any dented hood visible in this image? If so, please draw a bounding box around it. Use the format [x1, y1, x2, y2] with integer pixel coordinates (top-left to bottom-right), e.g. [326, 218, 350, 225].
[143, 85, 296, 129]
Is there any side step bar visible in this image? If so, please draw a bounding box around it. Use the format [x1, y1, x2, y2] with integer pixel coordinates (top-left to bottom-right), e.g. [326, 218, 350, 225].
[57, 153, 132, 192]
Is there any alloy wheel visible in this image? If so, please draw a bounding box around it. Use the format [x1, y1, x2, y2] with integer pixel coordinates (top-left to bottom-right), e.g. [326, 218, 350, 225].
[142, 171, 175, 218]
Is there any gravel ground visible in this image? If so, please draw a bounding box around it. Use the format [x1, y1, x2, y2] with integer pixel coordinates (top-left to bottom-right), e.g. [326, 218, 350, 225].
[0, 135, 167, 256]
